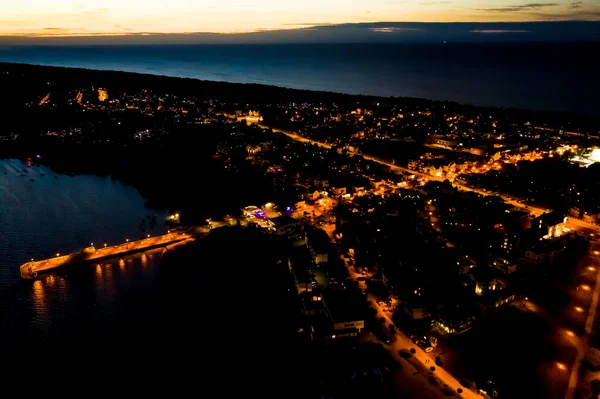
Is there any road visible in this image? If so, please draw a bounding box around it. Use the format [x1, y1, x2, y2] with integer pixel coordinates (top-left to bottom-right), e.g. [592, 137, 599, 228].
[566, 240, 600, 399]
[344, 261, 480, 398]
[259, 123, 600, 236]
[21, 231, 193, 278]
[255, 121, 600, 396]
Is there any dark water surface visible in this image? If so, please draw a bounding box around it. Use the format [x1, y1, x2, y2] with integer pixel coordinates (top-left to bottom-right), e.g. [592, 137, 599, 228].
[1, 42, 598, 114]
[0, 158, 168, 288]
[0, 160, 300, 393]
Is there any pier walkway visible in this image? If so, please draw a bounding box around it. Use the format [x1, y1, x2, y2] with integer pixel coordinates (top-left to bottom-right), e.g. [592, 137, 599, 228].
[20, 231, 194, 279]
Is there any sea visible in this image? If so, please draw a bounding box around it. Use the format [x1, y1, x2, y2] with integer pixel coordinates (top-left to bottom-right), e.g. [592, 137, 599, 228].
[0, 42, 599, 115]
[0, 159, 301, 392]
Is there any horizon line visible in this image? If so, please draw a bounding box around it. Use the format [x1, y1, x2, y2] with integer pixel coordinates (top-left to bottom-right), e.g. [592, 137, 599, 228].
[2, 20, 599, 39]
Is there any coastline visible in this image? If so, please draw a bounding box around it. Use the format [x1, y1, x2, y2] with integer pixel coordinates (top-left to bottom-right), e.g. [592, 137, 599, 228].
[1, 56, 597, 117]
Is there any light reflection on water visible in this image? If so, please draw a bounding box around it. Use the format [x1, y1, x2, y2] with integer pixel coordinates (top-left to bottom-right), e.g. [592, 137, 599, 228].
[0, 158, 169, 290]
[1, 248, 165, 349]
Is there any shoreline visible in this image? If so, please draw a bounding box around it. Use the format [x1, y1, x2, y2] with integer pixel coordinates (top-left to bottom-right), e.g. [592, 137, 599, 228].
[0, 60, 597, 117]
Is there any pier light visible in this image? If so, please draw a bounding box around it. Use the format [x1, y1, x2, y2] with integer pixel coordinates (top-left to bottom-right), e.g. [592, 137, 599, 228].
[31, 258, 34, 261]
[91, 243, 94, 246]
[147, 234, 150, 238]
[56, 253, 60, 257]
[126, 238, 129, 242]
[104, 243, 107, 248]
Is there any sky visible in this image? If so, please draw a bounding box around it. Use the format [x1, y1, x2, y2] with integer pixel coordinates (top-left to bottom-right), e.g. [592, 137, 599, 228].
[1, 0, 600, 38]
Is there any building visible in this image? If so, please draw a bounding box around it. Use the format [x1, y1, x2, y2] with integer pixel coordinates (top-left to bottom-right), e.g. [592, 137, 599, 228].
[570, 205, 599, 224]
[402, 293, 431, 320]
[492, 258, 519, 275]
[301, 292, 326, 316]
[306, 229, 331, 265]
[477, 290, 516, 314]
[467, 267, 504, 295]
[533, 211, 568, 239]
[524, 241, 566, 265]
[288, 247, 313, 294]
[429, 135, 458, 149]
[321, 288, 365, 338]
[271, 215, 304, 239]
[432, 305, 474, 337]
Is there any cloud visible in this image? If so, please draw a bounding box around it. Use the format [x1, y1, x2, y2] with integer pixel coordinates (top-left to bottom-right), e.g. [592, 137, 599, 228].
[477, 3, 559, 12]
[370, 27, 423, 33]
[571, 1, 583, 9]
[281, 23, 334, 27]
[471, 29, 531, 33]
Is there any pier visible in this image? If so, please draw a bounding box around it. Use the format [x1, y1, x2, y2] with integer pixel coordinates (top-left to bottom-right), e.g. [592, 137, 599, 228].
[20, 231, 194, 279]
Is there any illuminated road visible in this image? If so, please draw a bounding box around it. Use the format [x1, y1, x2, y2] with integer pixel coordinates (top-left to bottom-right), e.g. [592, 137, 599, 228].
[21, 231, 193, 279]
[566, 241, 600, 399]
[344, 262, 481, 398]
[260, 124, 600, 235]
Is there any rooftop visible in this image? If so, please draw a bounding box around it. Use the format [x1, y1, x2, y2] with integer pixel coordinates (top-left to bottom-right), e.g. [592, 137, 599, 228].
[289, 246, 313, 283]
[322, 287, 364, 324]
[307, 228, 332, 253]
[272, 215, 300, 227]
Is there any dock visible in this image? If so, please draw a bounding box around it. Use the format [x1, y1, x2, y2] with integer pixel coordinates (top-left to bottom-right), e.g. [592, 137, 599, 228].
[20, 231, 194, 279]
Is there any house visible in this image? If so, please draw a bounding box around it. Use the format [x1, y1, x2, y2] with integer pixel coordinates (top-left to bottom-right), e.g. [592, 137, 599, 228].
[301, 292, 326, 316]
[532, 211, 568, 239]
[457, 256, 477, 274]
[314, 178, 329, 189]
[432, 305, 474, 336]
[467, 267, 504, 295]
[322, 288, 365, 335]
[402, 294, 431, 320]
[477, 289, 516, 314]
[570, 205, 599, 224]
[288, 247, 314, 294]
[331, 186, 347, 197]
[492, 258, 519, 274]
[524, 240, 566, 265]
[271, 215, 304, 239]
[306, 229, 332, 265]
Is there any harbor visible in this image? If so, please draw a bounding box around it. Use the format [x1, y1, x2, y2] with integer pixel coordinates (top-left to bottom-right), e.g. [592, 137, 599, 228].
[20, 231, 194, 279]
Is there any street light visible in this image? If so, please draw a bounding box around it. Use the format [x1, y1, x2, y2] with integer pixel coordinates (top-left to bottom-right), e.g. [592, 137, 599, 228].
[556, 362, 566, 371]
[104, 243, 107, 248]
[575, 306, 584, 313]
[56, 253, 60, 257]
[566, 330, 575, 337]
